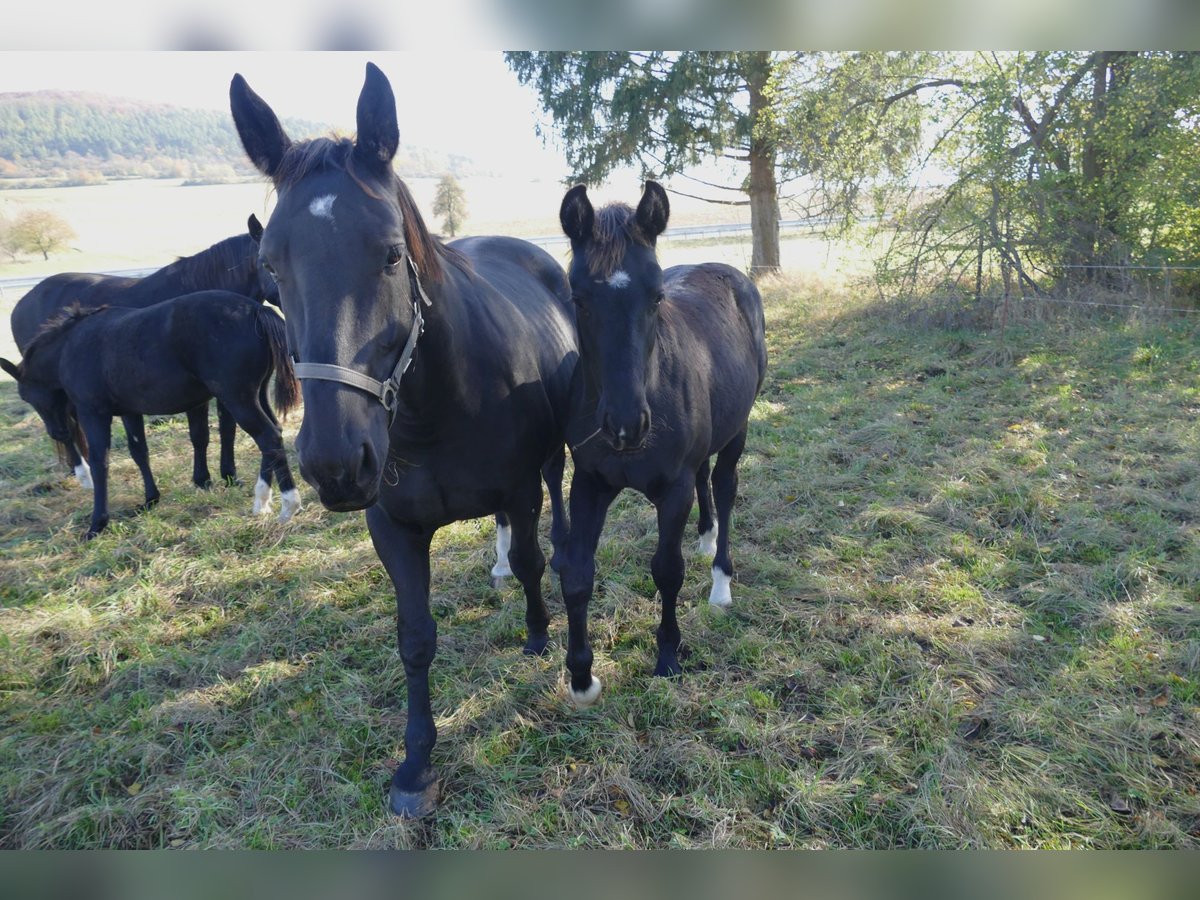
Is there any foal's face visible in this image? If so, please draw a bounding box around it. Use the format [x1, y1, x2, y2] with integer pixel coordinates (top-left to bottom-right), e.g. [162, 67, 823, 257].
[232, 64, 413, 512]
[560, 182, 670, 452]
[568, 241, 664, 452]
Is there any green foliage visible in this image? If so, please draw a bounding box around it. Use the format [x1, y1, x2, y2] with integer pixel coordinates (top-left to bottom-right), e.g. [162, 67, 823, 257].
[431, 173, 468, 237]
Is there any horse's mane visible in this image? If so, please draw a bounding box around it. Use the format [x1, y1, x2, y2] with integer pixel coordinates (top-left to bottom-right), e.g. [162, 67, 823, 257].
[19, 303, 110, 374]
[170, 233, 257, 292]
[581, 203, 654, 279]
[272, 136, 465, 283]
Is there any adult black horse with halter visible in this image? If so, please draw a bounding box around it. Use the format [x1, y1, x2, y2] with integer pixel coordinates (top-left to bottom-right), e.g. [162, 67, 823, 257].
[556, 182, 767, 707]
[2, 291, 300, 539]
[230, 63, 575, 817]
[8, 218, 278, 490]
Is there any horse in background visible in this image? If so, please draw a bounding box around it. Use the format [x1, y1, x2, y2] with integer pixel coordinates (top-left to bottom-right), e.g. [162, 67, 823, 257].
[7, 216, 278, 489]
[556, 181, 767, 707]
[2, 291, 300, 538]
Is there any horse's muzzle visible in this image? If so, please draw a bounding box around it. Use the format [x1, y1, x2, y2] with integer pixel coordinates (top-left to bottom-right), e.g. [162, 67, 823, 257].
[297, 437, 382, 512]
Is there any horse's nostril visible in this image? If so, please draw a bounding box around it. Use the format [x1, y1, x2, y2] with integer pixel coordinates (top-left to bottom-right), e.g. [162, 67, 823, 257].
[359, 441, 377, 477]
[639, 409, 651, 439]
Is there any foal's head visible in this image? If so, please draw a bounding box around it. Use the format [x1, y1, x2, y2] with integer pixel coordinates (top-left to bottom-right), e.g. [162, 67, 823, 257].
[560, 181, 670, 451]
[246, 214, 280, 307]
[231, 63, 441, 511]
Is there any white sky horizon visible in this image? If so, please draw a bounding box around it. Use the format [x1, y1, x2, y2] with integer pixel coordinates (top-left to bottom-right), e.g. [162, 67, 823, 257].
[0, 51, 572, 181]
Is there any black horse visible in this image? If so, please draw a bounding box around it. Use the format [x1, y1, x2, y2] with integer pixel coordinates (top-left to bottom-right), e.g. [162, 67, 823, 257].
[556, 182, 767, 705]
[1, 291, 300, 538]
[230, 63, 576, 817]
[8, 217, 279, 489]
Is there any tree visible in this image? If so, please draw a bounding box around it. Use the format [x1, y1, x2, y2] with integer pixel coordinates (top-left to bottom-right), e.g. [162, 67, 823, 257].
[9, 208, 76, 260]
[432, 173, 468, 237]
[795, 52, 1200, 298]
[506, 51, 792, 277]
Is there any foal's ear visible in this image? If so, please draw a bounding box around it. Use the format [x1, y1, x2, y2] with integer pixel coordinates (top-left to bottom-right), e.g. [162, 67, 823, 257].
[560, 184, 594, 244]
[635, 181, 670, 240]
[0, 357, 21, 382]
[354, 62, 400, 171]
[247, 213, 264, 243]
[230, 74, 292, 181]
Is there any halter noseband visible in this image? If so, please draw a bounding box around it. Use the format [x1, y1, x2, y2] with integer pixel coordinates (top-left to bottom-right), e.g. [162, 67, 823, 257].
[291, 254, 432, 419]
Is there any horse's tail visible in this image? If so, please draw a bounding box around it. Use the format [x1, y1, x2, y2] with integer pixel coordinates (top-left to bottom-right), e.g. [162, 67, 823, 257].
[255, 306, 299, 420]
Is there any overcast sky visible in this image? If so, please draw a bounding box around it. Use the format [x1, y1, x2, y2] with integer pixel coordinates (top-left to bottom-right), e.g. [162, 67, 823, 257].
[0, 51, 569, 180]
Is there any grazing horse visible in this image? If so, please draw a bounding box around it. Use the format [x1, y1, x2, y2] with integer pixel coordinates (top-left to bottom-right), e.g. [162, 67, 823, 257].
[8, 217, 279, 489]
[556, 182, 767, 706]
[230, 63, 576, 817]
[1, 291, 300, 538]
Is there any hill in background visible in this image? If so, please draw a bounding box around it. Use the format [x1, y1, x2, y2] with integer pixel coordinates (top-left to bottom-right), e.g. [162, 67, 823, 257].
[0, 91, 483, 186]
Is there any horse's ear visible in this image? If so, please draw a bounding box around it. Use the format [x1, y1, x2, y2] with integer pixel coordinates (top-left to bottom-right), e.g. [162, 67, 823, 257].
[354, 62, 399, 171]
[230, 74, 292, 181]
[560, 184, 594, 244]
[635, 181, 669, 240]
[0, 357, 21, 381]
[247, 213, 264, 243]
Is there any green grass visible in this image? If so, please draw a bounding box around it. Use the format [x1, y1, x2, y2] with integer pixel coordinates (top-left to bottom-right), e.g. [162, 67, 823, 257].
[2, 279, 1199, 847]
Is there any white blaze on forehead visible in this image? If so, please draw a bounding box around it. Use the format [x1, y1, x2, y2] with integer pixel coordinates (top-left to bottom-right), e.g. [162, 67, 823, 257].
[308, 194, 336, 220]
[606, 270, 631, 289]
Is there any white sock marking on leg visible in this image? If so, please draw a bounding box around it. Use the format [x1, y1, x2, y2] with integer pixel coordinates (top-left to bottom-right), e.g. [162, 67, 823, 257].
[491, 523, 513, 578]
[569, 676, 603, 709]
[252, 476, 272, 515]
[697, 526, 717, 557]
[278, 488, 301, 523]
[709, 566, 733, 608]
[74, 462, 93, 489]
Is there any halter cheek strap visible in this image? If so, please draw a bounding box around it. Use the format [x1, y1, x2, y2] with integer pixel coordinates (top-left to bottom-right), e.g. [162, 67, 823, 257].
[292, 254, 432, 417]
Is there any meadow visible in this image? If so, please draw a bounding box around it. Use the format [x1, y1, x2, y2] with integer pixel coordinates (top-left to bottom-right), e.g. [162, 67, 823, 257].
[2, 271, 1198, 848]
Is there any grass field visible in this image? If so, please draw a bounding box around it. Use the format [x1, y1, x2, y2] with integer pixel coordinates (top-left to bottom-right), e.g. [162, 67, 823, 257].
[1, 278, 1199, 848]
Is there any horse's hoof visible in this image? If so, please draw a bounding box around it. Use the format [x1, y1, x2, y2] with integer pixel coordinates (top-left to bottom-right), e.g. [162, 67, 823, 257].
[708, 566, 733, 609]
[140, 495, 161, 512]
[195, 479, 214, 491]
[223, 475, 244, 488]
[490, 562, 513, 581]
[489, 575, 507, 590]
[252, 477, 272, 515]
[523, 633, 550, 656]
[653, 656, 683, 678]
[569, 676, 603, 710]
[388, 769, 439, 818]
[278, 489, 301, 524]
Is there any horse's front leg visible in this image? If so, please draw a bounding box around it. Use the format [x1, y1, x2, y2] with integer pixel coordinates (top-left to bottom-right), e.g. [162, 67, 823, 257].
[542, 445, 569, 574]
[367, 505, 439, 818]
[120, 415, 160, 511]
[559, 468, 617, 709]
[185, 404, 212, 488]
[78, 413, 112, 539]
[649, 478, 695, 677]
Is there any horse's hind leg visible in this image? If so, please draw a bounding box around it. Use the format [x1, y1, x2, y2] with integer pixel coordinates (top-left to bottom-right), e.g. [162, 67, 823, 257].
[708, 428, 747, 608]
[695, 457, 716, 556]
[491, 513, 513, 583]
[543, 445, 569, 574]
[216, 400, 241, 486]
[221, 394, 299, 522]
[121, 415, 160, 511]
[651, 478, 694, 677]
[505, 483, 551, 656]
[185, 403, 212, 488]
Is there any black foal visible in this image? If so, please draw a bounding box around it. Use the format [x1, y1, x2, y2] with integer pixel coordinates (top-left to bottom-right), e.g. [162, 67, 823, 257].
[2, 291, 300, 538]
[557, 181, 767, 706]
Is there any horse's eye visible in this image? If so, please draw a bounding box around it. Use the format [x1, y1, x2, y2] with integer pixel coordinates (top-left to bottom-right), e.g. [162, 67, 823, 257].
[262, 260, 279, 281]
[654, 292, 665, 306]
[385, 245, 403, 273]
[572, 296, 590, 319]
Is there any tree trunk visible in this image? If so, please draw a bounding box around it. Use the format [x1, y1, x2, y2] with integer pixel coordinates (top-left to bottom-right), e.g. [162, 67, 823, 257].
[745, 53, 780, 278]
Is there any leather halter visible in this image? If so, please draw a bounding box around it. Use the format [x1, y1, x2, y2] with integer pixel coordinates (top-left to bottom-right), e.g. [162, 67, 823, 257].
[291, 254, 432, 419]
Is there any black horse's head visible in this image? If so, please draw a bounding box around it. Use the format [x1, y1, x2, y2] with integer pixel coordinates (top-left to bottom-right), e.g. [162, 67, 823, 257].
[560, 181, 670, 452]
[2, 352, 84, 465]
[246, 214, 281, 307]
[231, 63, 440, 511]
